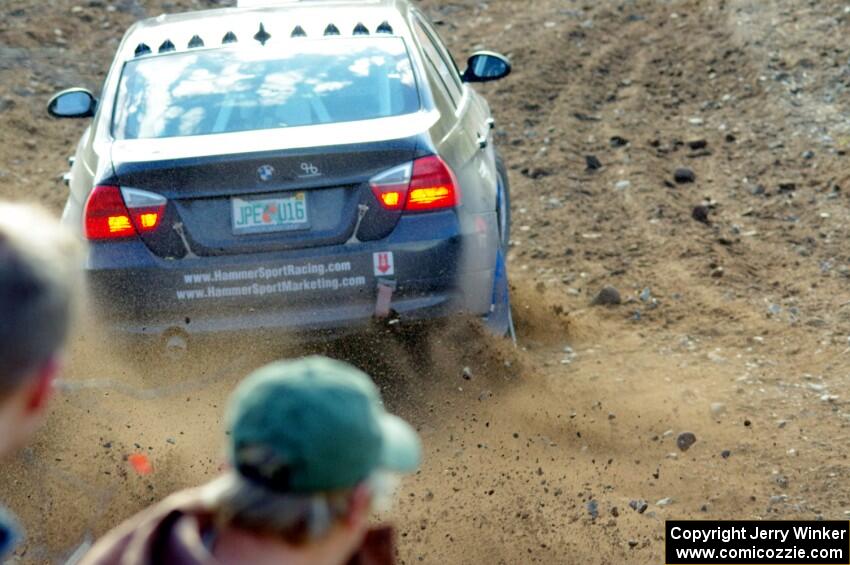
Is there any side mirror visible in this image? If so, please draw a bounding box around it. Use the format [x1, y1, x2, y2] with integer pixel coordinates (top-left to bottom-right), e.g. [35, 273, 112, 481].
[47, 88, 97, 119]
[462, 51, 512, 83]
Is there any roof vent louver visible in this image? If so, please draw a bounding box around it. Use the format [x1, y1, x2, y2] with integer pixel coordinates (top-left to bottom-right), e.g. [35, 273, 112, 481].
[254, 23, 271, 45]
[222, 31, 238, 44]
[353, 23, 369, 35]
[376, 21, 393, 34]
[134, 43, 151, 57]
[291, 25, 307, 38]
[158, 39, 176, 53]
[324, 23, 340, 36]
[188, 35, 204, 48]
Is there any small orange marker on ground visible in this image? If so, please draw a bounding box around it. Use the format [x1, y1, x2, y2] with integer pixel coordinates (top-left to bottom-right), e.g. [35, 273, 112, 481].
[128, 453, 153, 476]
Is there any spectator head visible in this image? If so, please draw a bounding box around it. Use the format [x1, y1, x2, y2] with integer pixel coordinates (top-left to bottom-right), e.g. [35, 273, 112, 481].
[0, 202, 81, 456]
[206, 356, 422, 557]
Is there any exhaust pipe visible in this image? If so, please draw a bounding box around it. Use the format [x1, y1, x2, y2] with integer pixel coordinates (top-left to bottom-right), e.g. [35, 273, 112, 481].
[162, 329, 189, 361]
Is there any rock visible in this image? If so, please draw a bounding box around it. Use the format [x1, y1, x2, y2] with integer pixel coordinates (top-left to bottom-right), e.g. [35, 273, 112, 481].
[688, 139, 708, 150]
[710, 402, 726, 417]
[802, 150, 815, 160]
[111, 0, 146, 17]
[707, 351, 726, 364]
[711, 266, 724, 278]
[585, 155, 602, 171]
[521, 167, 550, 179]
[615, 180, 631, 191]
[574, 112, 601, 122]
[611, 506, 619, 517]
[676, 432, 697, 452]
[721, 450, 731, 459]
[674, 168, 696, 184]
[610, 135, 629, 147]
[628, 540, 639, 548]
[587, 500, 599, 519]
[462, 367, 473, 380]
[656, 497, 673, 507]
[592, 286, 621, 306]
[629, 500, 648, 514]
[639, 288, 652, 302]
[692, 205, 711, 225]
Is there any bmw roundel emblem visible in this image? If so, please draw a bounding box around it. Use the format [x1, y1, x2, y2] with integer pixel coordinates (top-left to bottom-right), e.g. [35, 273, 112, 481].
[257, 164, 275, 182]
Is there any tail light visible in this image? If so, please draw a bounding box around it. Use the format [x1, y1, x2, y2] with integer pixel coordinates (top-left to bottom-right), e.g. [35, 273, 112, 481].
[84, 185, 166, 240]
[370, 156, 460, 212]
[406, 156, 460, 211]
[369, 162, 411, 211]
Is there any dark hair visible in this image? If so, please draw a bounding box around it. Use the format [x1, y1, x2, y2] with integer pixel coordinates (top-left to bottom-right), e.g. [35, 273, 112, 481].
[0, 203, 80, 394]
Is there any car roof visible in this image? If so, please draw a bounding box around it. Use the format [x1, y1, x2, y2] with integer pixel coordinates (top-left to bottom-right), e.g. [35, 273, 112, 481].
[120, 0, 415, 62]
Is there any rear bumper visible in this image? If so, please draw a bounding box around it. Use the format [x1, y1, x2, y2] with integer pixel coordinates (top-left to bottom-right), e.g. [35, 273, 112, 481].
[86, 210, 498, 337]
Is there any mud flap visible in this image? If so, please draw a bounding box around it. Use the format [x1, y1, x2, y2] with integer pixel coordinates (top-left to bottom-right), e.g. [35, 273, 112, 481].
[375, 278, 397, 318]
[484, 249, 516, 343]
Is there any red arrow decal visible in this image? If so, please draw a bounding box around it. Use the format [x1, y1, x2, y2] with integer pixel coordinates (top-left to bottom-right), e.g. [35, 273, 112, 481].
[377, 253, 390, 273]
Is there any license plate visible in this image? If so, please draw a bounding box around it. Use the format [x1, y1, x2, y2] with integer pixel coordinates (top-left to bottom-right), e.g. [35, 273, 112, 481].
[232, 193, 309, 235]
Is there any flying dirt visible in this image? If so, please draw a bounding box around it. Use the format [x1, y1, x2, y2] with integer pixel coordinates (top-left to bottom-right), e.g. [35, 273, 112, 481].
[2, 0, 850, 564]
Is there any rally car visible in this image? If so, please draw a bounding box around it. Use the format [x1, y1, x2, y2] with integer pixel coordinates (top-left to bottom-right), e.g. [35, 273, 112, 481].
[48, 0, 514, 352]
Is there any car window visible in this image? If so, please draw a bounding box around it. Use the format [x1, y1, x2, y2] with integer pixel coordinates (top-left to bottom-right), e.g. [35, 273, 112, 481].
[112, 37, 420, 140]
[414, 15, 464, 94]
[412, 18, 463, 108]
[419, 52, 456, 118]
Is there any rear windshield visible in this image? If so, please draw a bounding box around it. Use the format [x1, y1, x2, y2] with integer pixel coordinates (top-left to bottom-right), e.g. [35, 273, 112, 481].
[112, 37, 419, 140]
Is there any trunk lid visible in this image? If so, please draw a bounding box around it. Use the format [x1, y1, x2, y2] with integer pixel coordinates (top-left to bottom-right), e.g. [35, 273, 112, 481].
[111, 135, 419, 257]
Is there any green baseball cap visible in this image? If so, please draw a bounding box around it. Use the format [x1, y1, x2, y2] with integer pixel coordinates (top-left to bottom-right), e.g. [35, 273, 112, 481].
[226, 356, 421, 494]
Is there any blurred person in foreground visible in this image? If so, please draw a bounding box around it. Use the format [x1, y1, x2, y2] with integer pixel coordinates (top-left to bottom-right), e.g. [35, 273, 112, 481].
[81, 356, 422, 565]
[0, 202, 81, 559]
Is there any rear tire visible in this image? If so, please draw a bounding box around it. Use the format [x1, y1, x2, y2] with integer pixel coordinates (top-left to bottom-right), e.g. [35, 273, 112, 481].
[485, 153, 516, 342]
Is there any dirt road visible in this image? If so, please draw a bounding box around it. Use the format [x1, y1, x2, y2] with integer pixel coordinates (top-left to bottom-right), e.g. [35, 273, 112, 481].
[1, 0, 850, 563]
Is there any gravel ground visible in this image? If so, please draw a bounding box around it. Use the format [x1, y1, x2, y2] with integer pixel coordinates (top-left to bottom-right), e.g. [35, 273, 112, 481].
[1, 0, 850, 563]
